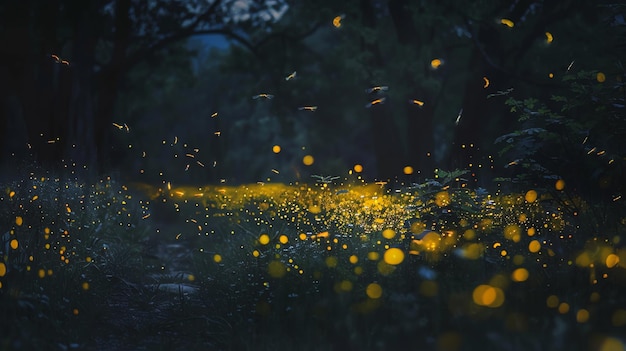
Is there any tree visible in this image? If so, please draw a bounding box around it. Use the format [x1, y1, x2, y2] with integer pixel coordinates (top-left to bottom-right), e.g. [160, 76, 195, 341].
[0, 0, 289, 176]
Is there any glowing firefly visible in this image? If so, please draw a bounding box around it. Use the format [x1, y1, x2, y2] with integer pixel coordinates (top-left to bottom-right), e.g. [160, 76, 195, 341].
[285, 71, 297, 81]
[51, 54, 70, 65]
[365, 86, 389, 93]
[211, 112, 218, 118]
[253, 94, 274, 99]
[545, 32, 553, 43]
[567, 60, 575, 72]
[298, 106, 318, 111]
[483, 76, 490, 88]
[365, 97, 386, 108]
[430, 59, 443, 69]
[409, 99, 425, 107]
[500, 18, 514, 28]
[455, 108, 463, 126]
[333, 15, 344, 28]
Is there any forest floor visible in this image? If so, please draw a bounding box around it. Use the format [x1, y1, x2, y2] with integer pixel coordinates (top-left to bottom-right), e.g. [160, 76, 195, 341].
[1, 178, 626, 351]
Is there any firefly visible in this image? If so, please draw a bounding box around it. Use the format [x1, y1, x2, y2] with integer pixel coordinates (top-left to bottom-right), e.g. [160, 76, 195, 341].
[500, 18, 514, 28]
[211, 112, 218, 118]
[365, 97, 386, 108]
[409, 99, 425, 107]
[253, 94, 274, 99]
[455, 108, 463, 126]
[285, 71, 297, 81]
[298, 106, 318, 111]
[483, 76, 490, 88]
[333, 15, 344, 28]
[545, 32, 553, 43]
[430, 59, 443, 69]
[365, 86, 389, 94]
[567, 60, 575, 72]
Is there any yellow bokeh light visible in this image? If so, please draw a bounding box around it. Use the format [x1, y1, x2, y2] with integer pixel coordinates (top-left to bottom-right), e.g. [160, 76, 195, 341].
[349, 255, 359, 264]
[403, 166, 414, 175]
[606, 254, 619, 268]
[460, 243, 484, 259]
[597, 337, 625, 351]
[272, 145, 281, 153]
[529, 240, 541, 253]
[279, 235, 289, 244]
[612, 309, 626, 327]
[15, 216, 23, 226]
[558, 302, 570, 314]
[366, 283, 383, 299]
[252, 250, 260, 258]
[546, 295, 559, 308]
[430, 58, 443, 69]
[353, 164, 363, 173]
[382, 229, 395, 239]
[325, 256, 338, 268]
[576, 309, 589, 323]
[525, 190, 538, 203]
[38, 269, 45, 279]
[527, 227, 536, 236]
[10, 239, 18, 250]
[434, 191, 450, 207]
[338, 280, 353, 292]
[268, 260, 286, 278]
[597, 72, 606, 83]
[511, 268, 529, 282]
[377, 260, 396, 275]
[0, 263, 6, 277]
[82, 282, 90, 290]
[463, 229, 476, 240]
[504, 224, 521, 242]
[302, 155, 314, 166]
[555, 179, 565, 191]
[213, 254, 222, 263]
[259, 234, 270, 245]
[472, 285, 505, 308]
[367, 251, 380, 261]
[410, 222, 426, 234]
[421, 232, 441, 251]
[383, 248, 405, 265]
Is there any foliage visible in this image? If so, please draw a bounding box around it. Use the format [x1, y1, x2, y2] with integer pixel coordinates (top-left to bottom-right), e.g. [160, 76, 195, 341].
[494, 67, 626, 234]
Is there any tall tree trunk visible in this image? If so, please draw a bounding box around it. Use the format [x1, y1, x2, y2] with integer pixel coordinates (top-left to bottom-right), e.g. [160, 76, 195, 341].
[94, 0, 132, 173]
[360, 0, 404, 180]
[388, 0, 435, 177]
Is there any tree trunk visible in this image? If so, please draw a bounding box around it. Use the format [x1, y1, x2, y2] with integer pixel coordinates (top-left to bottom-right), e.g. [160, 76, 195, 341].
[360, 0, 404, 180]
[388, 0, 435, 177]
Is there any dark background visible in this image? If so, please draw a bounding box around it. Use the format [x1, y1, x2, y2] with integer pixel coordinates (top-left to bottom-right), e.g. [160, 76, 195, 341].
[0, 0, 624, 186]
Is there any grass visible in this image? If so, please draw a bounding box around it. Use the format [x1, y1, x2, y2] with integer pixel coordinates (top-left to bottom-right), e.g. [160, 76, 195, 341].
[1, 170, 625, 350]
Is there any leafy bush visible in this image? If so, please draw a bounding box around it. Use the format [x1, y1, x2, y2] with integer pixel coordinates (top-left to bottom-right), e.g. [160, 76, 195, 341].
[495, 68, 626, 235]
